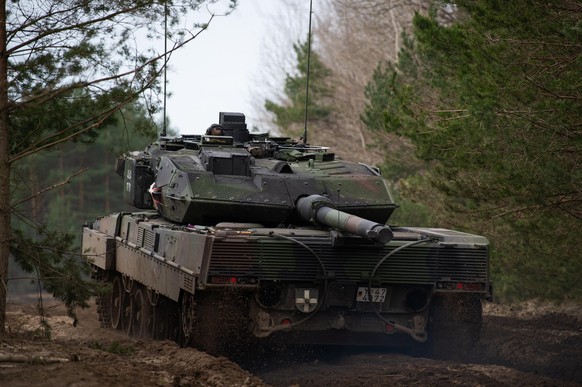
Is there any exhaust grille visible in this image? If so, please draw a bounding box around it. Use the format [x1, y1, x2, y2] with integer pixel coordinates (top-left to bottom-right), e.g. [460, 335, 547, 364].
[209, 238, 488, 285]
[137, 227, 156, 251]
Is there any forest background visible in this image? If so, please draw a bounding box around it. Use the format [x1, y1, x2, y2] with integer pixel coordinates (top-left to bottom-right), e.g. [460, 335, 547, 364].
[6, 0, 581, 317]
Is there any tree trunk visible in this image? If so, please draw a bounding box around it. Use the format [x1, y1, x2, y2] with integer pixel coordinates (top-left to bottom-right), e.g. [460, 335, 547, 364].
[0, 0, 11, 337]
[78, 154, 85, 212]
[105, 148, 110, 213]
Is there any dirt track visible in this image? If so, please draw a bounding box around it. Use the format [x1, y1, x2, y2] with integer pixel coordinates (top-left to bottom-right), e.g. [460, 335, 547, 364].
[1, 299, 581, 386]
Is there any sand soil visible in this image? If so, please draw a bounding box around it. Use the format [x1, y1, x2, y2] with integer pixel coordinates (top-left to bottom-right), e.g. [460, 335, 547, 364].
[1, 298, 581, 386]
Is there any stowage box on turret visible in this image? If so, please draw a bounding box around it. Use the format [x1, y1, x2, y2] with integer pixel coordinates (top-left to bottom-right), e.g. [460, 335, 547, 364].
[83, 112, 490, 357]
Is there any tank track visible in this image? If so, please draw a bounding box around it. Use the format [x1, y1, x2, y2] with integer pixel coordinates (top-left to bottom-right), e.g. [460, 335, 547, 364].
[91, 268, 112, 328]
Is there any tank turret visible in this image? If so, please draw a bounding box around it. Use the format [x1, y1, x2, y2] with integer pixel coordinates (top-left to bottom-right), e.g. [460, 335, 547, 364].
[117, 112, 397, 235]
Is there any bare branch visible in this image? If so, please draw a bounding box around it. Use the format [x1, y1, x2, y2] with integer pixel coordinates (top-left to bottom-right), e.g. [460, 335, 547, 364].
[0, 355, 70, 364]
[11, 168, 87, 208]
[8, 14, 214, 164]
[6, 3, 149, 56]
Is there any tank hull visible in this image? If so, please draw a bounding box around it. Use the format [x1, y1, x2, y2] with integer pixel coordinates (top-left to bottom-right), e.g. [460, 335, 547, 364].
[83, 211, 490, 356]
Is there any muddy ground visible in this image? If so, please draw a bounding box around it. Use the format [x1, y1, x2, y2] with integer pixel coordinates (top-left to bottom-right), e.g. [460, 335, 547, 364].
[1, 298, 581, 386]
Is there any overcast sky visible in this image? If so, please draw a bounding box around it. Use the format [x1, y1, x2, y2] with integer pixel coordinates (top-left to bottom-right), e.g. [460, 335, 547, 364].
[163, 0, 287, 135]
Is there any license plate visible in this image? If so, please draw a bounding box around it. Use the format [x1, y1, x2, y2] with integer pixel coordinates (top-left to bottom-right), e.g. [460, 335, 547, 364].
[356, 287, 388, 303]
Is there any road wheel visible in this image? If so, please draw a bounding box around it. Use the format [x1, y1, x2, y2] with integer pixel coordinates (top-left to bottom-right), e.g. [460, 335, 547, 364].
[110, 275, 124, 330]
[153, 297, 179, 341]
[120, 287, 133, 335]
[132, 287, 153, 338]
[180, 292, 197, 347]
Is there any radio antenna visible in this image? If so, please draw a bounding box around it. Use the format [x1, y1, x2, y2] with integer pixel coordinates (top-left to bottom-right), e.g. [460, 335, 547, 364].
[302, 0, 313, 145]
[161, 1, 168, 137]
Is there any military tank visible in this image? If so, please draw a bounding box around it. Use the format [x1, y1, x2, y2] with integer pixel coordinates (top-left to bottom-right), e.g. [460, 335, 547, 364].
[82, 112, 490, 357]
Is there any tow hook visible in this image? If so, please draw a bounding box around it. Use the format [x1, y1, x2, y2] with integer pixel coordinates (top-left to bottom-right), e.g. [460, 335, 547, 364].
[389, 315, 428, 343]
[253, 310, 293, 338]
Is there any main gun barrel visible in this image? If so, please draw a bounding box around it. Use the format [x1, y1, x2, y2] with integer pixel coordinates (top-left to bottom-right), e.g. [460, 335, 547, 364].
[296, 195, 393, 244]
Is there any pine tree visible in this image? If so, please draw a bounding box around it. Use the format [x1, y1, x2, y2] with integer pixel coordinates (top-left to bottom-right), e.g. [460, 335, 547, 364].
[265, 38, 333, 134]
[363, 1, 582, 300]
[0, 0, 237, 335]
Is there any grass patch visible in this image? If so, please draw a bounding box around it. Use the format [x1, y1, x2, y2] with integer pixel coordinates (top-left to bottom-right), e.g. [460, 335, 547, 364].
[88, 340, 135, 355]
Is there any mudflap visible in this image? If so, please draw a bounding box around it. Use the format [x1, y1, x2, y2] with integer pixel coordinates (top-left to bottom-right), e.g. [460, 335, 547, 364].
[426, 293, 483, 359]
[179, 288, 254, 359]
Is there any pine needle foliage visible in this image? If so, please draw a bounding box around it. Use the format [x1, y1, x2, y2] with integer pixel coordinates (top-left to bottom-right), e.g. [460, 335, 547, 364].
[265, 38, 334, 132]
[363, 0, 582, 301]
[0, 0, 237, 333]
